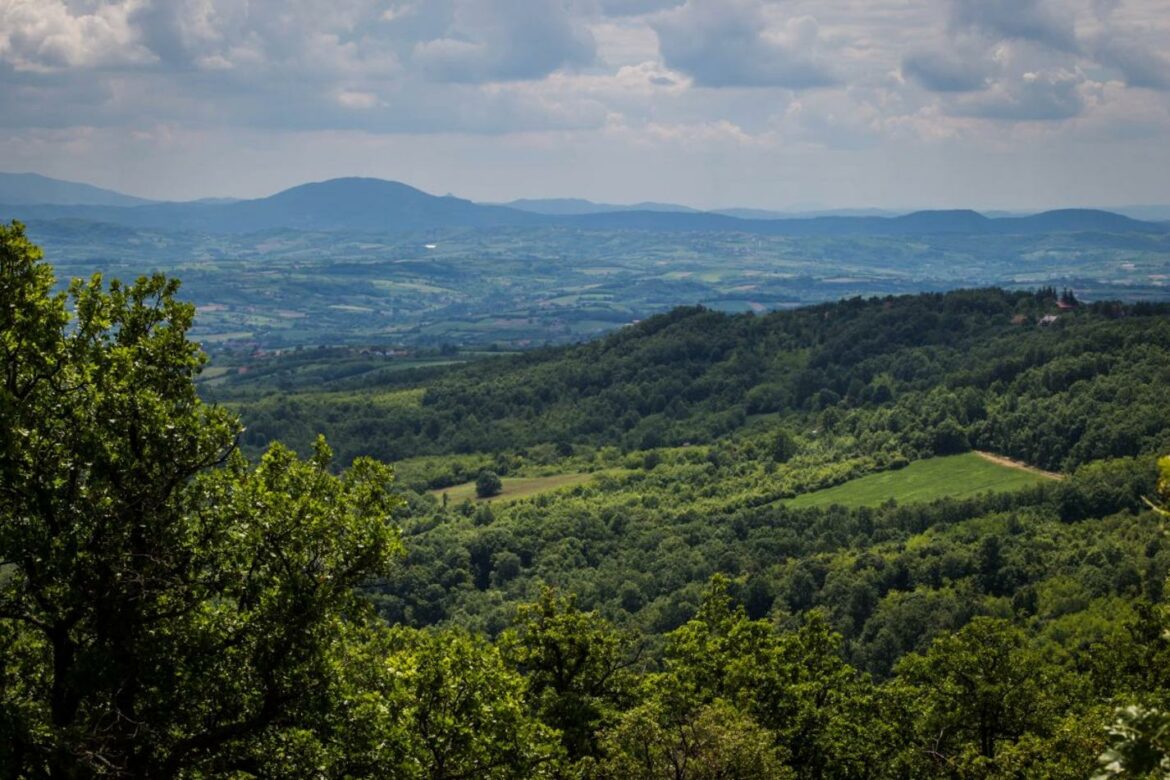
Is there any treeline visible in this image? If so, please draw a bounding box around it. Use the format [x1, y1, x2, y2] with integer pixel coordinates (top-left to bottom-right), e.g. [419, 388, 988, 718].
[250, 578, 1170, 779]
[229, 289, 1170, 474]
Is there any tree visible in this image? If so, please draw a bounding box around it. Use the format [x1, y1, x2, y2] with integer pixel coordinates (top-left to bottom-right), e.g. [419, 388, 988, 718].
[1096, 455, 1170, 779]
[389, 629, 563, 779]
[592, 699, 791, 780]
[770, 428, 799, 464]
[476, 470, 504, 498]
[1096, 706, 1170, 779]
[658, 577, 902, 779]
[0, 222, 404, 777]
[896, 617, 1062, 771]
[500, 589, 640, 762]
[1144, 455, 1170, 519]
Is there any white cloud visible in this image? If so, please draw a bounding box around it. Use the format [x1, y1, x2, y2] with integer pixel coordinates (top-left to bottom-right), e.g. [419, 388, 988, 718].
[952, 69, 1086, 121]
[0, 0, 155, 71]
[948, 0, 1079, 53]
[650, 0, 836, 88]
[1089, 27, 1170, 90]
[0, 0, 1167, 208]
[411, 0, 595, 83]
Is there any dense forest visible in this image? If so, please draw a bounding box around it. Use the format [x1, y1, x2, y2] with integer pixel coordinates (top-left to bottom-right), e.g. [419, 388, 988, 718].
[226, 288, 1170, 472]
[5, 219, 1170, 778]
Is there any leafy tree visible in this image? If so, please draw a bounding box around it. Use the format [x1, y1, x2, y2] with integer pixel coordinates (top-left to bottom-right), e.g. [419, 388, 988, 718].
[1145, 455, 1170, 519]
[993, 707, 1108, 780]
[659, 576, 774, 707]
[896, 617, 1063, 771]
[770, 428, 799, 464]
[500, 589, 640, 762]
[388, 628, 563, 779]
[0, 222, 404, 776]
[660, 578, 903, 778]
[477, 470, 504, 498]
[591, 699, 791, 780]
[1095, 455, 1170, 779]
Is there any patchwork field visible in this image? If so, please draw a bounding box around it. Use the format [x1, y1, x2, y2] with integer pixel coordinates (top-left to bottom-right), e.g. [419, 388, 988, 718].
[432, 472, 595, 504]
[786, 452, 1056, 509]
[23, 219, 1170, 351]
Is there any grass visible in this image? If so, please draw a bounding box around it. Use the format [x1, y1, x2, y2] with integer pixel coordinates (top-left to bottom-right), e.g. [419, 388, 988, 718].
[786, 452, 1055, 509]
[431, 473, 595, 504]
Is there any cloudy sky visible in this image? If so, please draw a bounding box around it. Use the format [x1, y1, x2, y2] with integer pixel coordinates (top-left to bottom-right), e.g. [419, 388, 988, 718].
[1, 0, 1168, 209]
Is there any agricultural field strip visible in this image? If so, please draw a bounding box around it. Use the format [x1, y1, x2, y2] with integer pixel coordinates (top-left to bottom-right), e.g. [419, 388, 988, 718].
[786, 453, 1055, 509]
[429, 472, 596, 503]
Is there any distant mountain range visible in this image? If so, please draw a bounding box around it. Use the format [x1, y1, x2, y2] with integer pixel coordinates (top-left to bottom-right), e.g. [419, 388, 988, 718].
[0, 172, 155, 208]
[2, 172, 1167, 236]
[499, 199, 902, 220]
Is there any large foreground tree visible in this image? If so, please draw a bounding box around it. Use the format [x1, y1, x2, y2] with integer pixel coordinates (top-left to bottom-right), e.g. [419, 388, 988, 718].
[0, 222, 404, 777]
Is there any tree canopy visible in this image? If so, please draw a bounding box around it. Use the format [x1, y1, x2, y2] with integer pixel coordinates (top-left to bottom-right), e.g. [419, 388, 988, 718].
[0, 222, 405, 776]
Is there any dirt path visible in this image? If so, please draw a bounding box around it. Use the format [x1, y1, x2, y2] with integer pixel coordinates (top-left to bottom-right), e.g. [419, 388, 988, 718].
[974, 451, 1064, 481]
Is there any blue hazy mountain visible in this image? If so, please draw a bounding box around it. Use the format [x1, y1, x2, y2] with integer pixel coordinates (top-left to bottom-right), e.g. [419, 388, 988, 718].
[0, 172, 156, 207]
[3, 178, 545, 233]
[3, 176, 1165, 236]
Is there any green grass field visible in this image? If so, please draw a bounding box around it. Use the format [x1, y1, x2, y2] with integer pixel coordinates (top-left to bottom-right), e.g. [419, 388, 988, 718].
[432, 473, 594, 504]
[786, 452, 1054, 509]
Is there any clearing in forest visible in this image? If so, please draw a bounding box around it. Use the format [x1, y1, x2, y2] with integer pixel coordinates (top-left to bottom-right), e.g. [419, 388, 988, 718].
[786, 452, 1057, 509]
[431, 472, 595, 504]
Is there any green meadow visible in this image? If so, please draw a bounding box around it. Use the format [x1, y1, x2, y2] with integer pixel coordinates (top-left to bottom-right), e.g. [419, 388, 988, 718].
[787, 452, 1055, 509]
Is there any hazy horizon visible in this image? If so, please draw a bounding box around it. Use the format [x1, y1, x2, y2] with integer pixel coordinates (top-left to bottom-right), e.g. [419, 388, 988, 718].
[2, 0, 1169, 211]
[5, 169, 1170, 216]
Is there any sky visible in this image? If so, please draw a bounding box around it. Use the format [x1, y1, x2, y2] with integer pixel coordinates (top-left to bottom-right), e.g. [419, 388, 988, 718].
[0, 0, 1168, 210]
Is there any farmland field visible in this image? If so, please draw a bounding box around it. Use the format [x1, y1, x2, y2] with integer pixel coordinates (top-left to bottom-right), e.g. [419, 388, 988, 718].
[431, 472, 595, 504]
[786, 452, 1055, 509]
[20, 220, 1170, 352]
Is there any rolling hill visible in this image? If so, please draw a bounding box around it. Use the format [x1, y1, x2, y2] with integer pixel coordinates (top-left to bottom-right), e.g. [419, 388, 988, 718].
[0, 172, 155, 207]
[3, 175, 1166, 236]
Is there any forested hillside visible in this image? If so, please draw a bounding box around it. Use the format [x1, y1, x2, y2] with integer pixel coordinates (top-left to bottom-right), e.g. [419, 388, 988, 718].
[6, 220, 1170, 778]
[218, 287, 1170, 776]
[229, 288, 1170, 473]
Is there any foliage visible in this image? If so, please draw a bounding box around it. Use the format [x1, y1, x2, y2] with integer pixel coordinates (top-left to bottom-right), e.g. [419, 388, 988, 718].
[8, 227, 1170, 778]
[590, 699, 791, 780]
[499, 589, 640, 761]
[896, 617, 1065, 768]
[476, 470, 504, 499]
[384, 628, 564, 779]
[1097, 706, 1170, 779]
[0, 222, 404, 776]
[1096, 457, 1170, 779]
[230, 289, 1170, 473]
